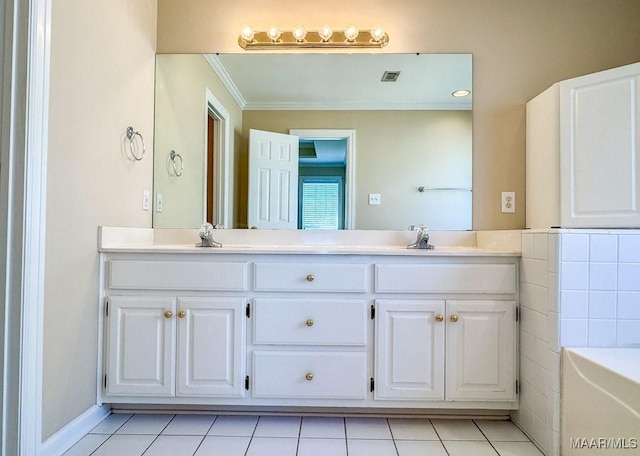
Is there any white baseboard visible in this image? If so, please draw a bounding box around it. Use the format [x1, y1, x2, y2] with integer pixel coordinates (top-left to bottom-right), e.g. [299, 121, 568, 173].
[39, 405, 110, 456]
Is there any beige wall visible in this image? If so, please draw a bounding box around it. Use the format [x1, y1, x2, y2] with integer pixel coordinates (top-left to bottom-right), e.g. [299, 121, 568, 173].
[154, 54, 243, 228]
[243, 110, 472, 230]
[45, 0, 157, 440]
[156, 0, 640, 229]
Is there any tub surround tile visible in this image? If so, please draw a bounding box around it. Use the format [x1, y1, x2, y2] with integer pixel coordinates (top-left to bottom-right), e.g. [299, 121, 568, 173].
[617, 292, 640, 319]
[589, 235, 618, 262]
[561, 234, 590, 262]
[560, 290, 588, 318]
[619, 235, 640, 262]
[589, 263, 617, 290]
[617, 320, 640, 346]
[618, 264, 640, 291]
[560, 262, 589, 290]
[588, 320, 617, 347]
[560, 319, 588, 346]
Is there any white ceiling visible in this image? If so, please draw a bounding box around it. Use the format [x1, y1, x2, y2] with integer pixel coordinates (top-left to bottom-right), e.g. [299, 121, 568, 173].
[207, 53, 472, 111]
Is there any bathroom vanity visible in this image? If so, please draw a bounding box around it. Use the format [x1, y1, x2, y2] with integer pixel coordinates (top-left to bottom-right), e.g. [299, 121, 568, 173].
[98, 228, 520, 412]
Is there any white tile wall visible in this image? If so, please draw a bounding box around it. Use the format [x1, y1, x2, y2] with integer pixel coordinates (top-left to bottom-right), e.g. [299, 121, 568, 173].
[520, 230, 640, 455]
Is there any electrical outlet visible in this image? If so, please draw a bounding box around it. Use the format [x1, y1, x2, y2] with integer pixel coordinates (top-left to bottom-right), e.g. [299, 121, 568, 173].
[156, 193, 163, 213]
[501, 192, 515, 213]
[142, 190, 151, 211]
[368, 193, 381, 205]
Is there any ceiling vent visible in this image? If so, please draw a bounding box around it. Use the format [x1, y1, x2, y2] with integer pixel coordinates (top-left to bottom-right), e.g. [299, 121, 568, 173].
[381, 71, 401, 82]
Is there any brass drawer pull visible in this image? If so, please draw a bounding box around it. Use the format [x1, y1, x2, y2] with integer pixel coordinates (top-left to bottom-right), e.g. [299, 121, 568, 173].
[306, 319, 314, 327]
[450, 314, 459, 322]
[435, 314, 444, 322]
[178, 310, 186, 318]
[306, 274, 314, 282]
[305, 372, 314, 381]
[164, 311, 173, 319]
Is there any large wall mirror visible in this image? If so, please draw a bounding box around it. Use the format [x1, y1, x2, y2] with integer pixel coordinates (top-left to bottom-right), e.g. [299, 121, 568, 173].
[153, 53, 472, 230]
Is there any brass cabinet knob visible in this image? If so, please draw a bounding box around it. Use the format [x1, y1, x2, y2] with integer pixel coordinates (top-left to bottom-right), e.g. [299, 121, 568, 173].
[450, 314, 459, 322]
[164, 311, 173, 319]
[306, 274, 314, 282]
[306, 319, 314, 327]
[305, 372, 314, 381]
[435, 314, 444, 322]
[178, 310, 186, 318]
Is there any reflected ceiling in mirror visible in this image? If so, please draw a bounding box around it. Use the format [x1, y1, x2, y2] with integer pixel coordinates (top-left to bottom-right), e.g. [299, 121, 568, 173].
[152, 53, 473, 231]
[210, 53, 472, 110]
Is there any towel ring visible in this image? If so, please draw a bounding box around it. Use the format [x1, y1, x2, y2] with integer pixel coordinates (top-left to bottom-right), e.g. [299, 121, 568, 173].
[126, 126, 146, 161]
[169, 150, 184, 177]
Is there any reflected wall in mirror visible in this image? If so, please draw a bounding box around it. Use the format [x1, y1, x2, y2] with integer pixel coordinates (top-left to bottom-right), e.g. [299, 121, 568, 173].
[153, 53, 472, 230]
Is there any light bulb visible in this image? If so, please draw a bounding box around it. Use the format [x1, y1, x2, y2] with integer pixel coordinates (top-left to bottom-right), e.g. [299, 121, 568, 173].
[452, 89, 471, 97]
[266, 25, 282, 42]
[239, 25, 255, 42]
[370, 25, 385, 42]
[292, 26, 307, 42]
[318, 25, 333, 42]
[344, 25, 359, 42]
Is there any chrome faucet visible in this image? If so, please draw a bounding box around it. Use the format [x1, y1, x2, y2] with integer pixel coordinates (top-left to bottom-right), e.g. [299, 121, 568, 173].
[407, 224, 434, 250]
[196, 222, 222, 248]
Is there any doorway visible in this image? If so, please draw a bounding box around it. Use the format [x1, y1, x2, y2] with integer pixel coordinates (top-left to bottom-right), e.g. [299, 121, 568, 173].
[204, 89, 231, 228]
[290, 129, 356, 229]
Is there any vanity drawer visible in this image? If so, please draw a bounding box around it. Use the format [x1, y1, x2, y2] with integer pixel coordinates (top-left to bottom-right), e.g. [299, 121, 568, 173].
[253, 299, 367, 346]
[252, 351, 367, 399]
[108, 260, 248, 291]
[375, 263, 516, 294]
[254, 262, 367, 293]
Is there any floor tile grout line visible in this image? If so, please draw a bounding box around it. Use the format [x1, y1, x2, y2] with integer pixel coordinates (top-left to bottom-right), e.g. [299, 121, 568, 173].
[430, 419, 453, 456]
[139, 413, 176, 456]
[343, 417, 349, 456]
[190, 414, 219, 456]
[386, 418, 401, 456]
[295, 416, 303, 456]
[88, 413, 136, 456]
[472, 419, 501, 456]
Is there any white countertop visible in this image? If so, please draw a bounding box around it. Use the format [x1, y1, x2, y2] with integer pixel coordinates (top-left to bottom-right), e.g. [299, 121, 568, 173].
[98, 227, 522, 257]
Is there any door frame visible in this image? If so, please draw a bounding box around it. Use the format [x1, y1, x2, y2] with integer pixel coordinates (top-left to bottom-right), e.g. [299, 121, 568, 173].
[1, 0, 51, 453]
[205, 88, 231, 228]
[289, 129, 356, 229]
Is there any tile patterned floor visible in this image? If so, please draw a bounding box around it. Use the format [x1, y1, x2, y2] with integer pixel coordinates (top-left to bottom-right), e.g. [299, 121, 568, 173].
[64, 414, 545, 456]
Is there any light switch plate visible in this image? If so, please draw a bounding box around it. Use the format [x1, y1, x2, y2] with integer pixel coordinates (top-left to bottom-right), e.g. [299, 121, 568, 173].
[156, 193, 163, 213]
[142, 190, 151, 211]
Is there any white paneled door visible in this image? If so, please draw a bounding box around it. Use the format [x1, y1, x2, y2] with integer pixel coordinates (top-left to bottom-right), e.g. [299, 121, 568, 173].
[177, 297, 246, 397]
[374, 300, 446, 400]
[248, 129, 299, 229]
[445, 300, 516, 401]
[560, 62, 640, 227]
[107, 296, 176, 396]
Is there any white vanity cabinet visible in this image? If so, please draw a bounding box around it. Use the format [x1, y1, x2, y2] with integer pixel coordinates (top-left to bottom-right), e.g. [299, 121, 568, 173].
[103, 259, 248, 401]
[374, 299, 516, 403]
[526, 61, 640, 229]
[106, 296, 246, 398]
[99, 249, 519, 411]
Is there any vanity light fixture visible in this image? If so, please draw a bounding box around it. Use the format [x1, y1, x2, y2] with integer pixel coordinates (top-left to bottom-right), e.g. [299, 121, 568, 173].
[452, 89, 471, 97]
[238, 24, 389, 49]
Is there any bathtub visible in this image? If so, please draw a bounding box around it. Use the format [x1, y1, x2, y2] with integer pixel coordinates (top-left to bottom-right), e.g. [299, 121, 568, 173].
[562, 348, 640, 455]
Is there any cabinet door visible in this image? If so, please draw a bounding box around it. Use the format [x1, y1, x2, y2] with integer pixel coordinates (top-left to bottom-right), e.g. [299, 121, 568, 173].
[107, 296, 176, 396]
[560, 62, 640, 228]
[177, 297, 246, 397]
[374, 300, 445, 400]
[446, 300, 515, 401]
